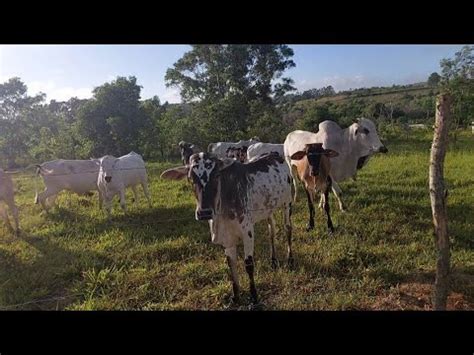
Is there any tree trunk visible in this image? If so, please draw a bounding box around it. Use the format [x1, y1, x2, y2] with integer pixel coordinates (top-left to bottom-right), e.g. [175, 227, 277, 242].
[429, 94, 452, 310]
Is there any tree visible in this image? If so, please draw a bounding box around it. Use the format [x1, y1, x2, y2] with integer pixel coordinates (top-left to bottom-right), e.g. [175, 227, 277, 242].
[165, 45, 296, 145]
[440, 45, 474, 132]
[427, 72, 441, 86]
[77, 76, 146, 157]
[0, 78, 45, 167]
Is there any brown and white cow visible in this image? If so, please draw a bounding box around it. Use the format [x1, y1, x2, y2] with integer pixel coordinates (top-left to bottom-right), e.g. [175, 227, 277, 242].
[178, 141, 198, 165]
[0, 169, 20, 235]
[225, 146, 248, 163]
[161, 152, 294, 307]
[290, 143, 339, 234]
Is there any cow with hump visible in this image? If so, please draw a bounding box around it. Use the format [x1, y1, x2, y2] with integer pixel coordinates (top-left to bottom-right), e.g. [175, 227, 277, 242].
[284, 118, 388, 212]
[35, 159, 102, 210]
[161, 151, 294, 307]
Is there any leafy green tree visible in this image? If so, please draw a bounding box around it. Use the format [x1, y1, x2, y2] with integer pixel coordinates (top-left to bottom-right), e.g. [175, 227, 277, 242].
[77, 76, 146, 157]
[427, 72, 441, 86]
[440, 45, 474, 130]
[165, 45, 296, 144]
[0, 78, 45, 167]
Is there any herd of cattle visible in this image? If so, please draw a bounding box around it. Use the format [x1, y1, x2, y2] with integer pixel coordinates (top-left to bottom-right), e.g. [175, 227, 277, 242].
[0, 117, 387, 307]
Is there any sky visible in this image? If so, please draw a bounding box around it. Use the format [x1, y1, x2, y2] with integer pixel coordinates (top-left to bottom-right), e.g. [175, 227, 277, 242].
[0, 45, 466, 104]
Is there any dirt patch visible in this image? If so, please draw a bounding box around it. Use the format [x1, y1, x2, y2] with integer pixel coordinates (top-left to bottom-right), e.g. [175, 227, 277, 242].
[371, 282, 473, 310]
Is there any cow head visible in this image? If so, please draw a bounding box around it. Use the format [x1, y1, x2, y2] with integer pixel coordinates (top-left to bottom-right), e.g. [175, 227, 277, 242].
[352, 118, 388, 155]
[290, 143, 339, 177]
[160, 153, 235, 221]
[178, 141, 195, 165]
[226, 146, 247, 163]
[98, 155, 119, 183]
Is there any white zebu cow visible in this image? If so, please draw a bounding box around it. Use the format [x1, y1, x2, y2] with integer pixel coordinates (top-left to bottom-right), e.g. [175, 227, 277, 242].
[0, 169, 20, 235]
[284, 118, 387, 211]
[97, 152, 152, 216]
[247, 142, 284, 162]
[35, 159, 101, 210]
[208, 137, 260, 159]
[161, 152, 293, 307]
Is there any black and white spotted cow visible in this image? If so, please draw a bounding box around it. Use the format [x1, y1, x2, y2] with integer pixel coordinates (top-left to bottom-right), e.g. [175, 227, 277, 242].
[161, 152, 294, 307]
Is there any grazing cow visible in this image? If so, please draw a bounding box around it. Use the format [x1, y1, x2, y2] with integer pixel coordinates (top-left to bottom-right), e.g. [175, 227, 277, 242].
[178, 141, 197, 165]
[35, 159, 101, 210]
[97, 152, 152, 216]
[290, 143, 339, 233]
[161, 152, 294, 307]
[226, 146, 248, 163]
[208, 137, 259, 158]
[0, 169, 19, 235]
[284, 118, 387, 211]
[247, 142, 284, 162]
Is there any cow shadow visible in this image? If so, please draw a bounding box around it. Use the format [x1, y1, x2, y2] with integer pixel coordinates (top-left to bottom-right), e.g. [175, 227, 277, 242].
[0, 231, 113, 310]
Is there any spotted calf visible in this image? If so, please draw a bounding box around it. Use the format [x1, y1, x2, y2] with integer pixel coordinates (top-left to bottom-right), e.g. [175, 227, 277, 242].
[161, 152, 294, 306]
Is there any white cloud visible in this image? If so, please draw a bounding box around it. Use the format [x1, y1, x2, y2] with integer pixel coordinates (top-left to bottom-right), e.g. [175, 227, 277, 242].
[161, 87, 181, 104]
[27, 80, 92, 102]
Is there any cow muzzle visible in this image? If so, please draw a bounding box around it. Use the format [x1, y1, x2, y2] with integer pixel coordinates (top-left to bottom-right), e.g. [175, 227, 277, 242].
[196, 208, 214, 221]
[378, 146, 388, 153]
[105, 176, 112, 183]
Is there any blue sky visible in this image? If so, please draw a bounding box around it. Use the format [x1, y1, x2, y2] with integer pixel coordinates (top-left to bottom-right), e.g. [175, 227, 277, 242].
[0, 45, 465, 103]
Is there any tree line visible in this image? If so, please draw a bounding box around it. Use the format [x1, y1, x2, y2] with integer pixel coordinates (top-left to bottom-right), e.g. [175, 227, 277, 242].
[0, 45, 472, 168]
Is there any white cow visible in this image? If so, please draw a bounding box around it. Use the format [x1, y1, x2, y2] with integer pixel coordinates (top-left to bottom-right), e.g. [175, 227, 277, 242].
[161, 152, 293, 307]
[247, 143, 284, 162]
[97, 152, 152, 216]
[0, 169, 20, 235]
[284, 118, 387, 211]
[35, 159, 101, 210]
[208, 137, 260, 159]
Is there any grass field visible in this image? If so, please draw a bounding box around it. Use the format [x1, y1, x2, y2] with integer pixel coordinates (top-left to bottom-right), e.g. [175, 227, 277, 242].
[1, 131, 473, 310]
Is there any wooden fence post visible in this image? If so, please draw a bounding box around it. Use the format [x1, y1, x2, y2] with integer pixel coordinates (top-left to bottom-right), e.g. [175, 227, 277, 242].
[429, 93, 452, 310]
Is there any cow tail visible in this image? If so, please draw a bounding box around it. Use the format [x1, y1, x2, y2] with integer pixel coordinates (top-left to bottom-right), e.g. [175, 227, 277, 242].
[289, 161, 298, 203]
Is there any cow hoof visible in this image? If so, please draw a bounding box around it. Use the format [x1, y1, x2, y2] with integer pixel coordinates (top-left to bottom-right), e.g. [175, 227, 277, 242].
[271, 258, 279, 270]
[287, 257, 295, 269]
[328, 227, 335, 235]
[306, 224, 314, 232]
[248, 302, 264, 311]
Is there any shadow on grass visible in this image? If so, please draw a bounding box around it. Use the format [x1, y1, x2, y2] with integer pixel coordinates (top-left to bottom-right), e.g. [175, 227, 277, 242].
[0, 231, 113, 310]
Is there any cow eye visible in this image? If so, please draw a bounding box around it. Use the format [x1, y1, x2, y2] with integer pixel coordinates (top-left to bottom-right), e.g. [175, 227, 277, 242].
[363, 128, 370, 134]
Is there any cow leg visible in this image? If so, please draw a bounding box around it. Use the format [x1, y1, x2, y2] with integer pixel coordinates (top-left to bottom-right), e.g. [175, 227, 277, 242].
[119, 189, 127, 213]
[36, 188, 58, 211]
[141, 181, 152, 208]
[6, 200, 19, 235]
[267, 216, 278, 269]
[305, 188, 315, 231]
[331, 181, 346, 212]
[283, 203, 294, 268]
[0, 205, 13, 233]
[224, 246, 240, 304]
[325, 179, 335, 234]
[243, 227, 258, 305]
[318, 191, 325, 210]
[131, 185, 139, 208]
[98, 190, 103, 210]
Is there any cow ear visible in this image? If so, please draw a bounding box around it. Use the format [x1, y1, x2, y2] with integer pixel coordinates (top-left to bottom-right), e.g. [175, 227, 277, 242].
[161, 166, 189, 180]
[219, 158, 235, 171]
[290, 151, 306, 161]
[324, 149, 339, 158]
